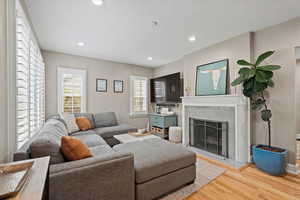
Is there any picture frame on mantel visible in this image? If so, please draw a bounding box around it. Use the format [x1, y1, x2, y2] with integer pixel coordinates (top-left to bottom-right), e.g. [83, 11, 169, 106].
[96, 79, 107, 92]
[114, 80, 124, 93]
[195, 59, 229, 96]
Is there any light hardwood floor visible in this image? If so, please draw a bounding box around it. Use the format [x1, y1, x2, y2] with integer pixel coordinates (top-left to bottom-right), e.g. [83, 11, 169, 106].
[186, 159, 300, 200]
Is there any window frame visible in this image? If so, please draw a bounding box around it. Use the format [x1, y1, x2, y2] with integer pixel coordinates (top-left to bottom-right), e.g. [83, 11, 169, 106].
[129, 75, 149, 117]
[57, 67, 87, 114]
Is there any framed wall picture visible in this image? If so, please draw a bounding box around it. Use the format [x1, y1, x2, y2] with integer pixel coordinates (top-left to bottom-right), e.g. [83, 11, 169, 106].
[114, 80, 124, 93]
[195, 59, 229, 96]
[96, 79, 107, 92]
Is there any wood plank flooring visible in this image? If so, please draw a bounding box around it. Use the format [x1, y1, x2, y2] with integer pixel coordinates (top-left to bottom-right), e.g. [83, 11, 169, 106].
[186, 159, 300, 200]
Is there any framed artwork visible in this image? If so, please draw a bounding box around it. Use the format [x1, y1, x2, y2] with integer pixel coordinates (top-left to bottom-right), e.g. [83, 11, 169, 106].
[195, 59, 229, 96]
[96, 79, 107, 92]
[114, 80, 124, 93]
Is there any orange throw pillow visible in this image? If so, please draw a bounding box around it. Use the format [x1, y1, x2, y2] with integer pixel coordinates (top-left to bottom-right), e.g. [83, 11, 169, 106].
[61, 136, 92, 161]
[76, 117, 92, 131]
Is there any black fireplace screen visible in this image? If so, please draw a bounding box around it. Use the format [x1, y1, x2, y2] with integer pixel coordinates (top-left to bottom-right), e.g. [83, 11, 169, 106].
[189, 118, 228, 158]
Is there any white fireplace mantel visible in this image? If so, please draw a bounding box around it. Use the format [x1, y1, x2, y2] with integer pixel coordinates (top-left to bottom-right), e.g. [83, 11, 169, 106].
[182, 95, 248, 106]
[182, 95, 250, 163]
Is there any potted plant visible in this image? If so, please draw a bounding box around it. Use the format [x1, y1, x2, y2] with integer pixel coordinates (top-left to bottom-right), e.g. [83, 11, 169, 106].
[231, 51, 288, 176]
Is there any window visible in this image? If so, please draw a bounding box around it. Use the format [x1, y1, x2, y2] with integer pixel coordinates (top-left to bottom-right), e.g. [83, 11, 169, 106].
[130, 76, 148, 116]
[57, 68, 87, 114]
[16, 2, 45, 149]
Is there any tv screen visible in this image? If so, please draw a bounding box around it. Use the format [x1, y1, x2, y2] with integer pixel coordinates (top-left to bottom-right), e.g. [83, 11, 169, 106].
[150, 73, 182, 103]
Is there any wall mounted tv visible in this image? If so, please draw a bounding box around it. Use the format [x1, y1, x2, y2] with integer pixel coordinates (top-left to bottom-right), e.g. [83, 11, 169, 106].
[150, 72, 183, 103]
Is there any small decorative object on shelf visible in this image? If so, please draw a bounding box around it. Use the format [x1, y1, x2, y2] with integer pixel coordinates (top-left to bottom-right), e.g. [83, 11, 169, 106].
[184, 86, 192, 96]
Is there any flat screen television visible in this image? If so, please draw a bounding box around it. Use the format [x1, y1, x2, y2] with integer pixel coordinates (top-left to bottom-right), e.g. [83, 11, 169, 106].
[150, 72, 183, 103]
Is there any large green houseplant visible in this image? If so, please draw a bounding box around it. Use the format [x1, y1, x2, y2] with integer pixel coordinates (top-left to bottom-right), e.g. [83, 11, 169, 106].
[231, 51, 288, 176]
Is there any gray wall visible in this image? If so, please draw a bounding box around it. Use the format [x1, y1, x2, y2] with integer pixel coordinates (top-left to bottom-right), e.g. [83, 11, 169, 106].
[153, 18, 300, 164]
[43, 50, 154, 129]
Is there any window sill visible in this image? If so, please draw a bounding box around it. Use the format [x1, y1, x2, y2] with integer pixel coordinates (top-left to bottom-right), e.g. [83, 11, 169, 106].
[129, 113, 149, 118]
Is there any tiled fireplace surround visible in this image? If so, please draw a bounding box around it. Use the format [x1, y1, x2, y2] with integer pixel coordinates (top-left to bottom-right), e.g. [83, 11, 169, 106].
[182, 96, 250, 164]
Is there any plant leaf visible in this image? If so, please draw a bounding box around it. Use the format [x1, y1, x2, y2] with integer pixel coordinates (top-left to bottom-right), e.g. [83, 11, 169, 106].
[243, 78, 255, 90]
[255, 71, 267, 82]
[239, 68, 255, 79]
[255, 51, 274, 66]
[237, 60, 253, 66]
[256, 65, 281, 71]
[253, 81, 268, 93]
[251, 98, 265, 110]
[261, 109, 272, 121]
[231, 76, 244, 86]
[256, 70, 273, 83]
[243, 88, 254, 97]
[267, 79, 274, 87]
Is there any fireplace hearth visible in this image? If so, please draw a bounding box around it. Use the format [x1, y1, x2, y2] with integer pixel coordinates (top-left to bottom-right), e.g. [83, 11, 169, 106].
[190, 118, 228, 158]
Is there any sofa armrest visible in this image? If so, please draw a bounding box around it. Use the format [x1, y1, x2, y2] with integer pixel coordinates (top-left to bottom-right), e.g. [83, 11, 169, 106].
[49, 152, 135, 200]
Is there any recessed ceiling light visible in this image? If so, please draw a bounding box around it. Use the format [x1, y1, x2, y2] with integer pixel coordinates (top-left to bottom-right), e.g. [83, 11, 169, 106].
[147, 57, 153, 61]
[77, 42, 85, 47]
[188, 35, 196, 42]
[92, 0, 104, 6]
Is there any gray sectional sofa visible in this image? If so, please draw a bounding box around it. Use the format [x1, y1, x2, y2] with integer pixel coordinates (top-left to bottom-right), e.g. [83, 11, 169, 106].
[14, 112, 196, 200]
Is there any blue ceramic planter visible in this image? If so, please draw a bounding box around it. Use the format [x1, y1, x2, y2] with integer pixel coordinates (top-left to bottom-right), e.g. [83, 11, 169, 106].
[252, 145, 288, 176]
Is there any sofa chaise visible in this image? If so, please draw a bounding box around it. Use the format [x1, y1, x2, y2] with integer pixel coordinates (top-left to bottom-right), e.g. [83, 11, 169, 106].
[14, 112, 196, 200]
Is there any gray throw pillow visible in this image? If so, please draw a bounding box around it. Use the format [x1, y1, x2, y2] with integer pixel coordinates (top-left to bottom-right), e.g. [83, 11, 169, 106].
[94, 112, 118, 128]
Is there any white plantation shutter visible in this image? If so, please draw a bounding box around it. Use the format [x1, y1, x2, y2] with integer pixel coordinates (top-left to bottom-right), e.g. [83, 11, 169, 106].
[130, 76, 148, 115]
[16, 2, 45, 149]
[57, 68, 87, 114]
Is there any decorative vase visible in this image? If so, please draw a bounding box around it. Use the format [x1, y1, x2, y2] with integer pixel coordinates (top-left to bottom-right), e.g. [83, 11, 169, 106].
[252, 145, 288, 176]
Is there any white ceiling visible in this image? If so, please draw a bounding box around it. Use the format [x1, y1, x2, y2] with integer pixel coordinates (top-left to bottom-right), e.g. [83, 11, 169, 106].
[25, 0, 300, 67]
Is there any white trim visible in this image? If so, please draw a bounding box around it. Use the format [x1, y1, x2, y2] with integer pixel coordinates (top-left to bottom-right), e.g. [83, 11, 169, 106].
[6, 0, 16, 161]
[286, 163, 300, 175]
[129, 75, 148, 117]
[57, 67, 87, 113]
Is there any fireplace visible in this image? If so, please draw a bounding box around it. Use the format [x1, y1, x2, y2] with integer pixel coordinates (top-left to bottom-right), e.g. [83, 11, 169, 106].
[190, 118, 229, 158]
[182, 96, 250, 163]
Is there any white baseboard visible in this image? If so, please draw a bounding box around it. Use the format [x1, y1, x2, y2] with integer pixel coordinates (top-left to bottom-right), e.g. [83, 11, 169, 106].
[286, 163, 299, 175]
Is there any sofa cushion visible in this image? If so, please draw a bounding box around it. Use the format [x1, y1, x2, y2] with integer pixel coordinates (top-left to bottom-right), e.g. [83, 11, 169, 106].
[94, 112, 118, 128]
[42, 119, 68, 138]
[94, 124, 137, 138]
[73, 134, 107, 147]
[89, 145, 115, 156]
[71, 130, 97, 136]
[30, 135, 65, 164]
[113, 139, 196, 184]
[74, 113, 95, 128]
[47, 114, 67, 127]
[76, 117, 92, 131]
[60, 113, 80, 134]
[61, 136, 92, 161]
[28, 119, 68, 164]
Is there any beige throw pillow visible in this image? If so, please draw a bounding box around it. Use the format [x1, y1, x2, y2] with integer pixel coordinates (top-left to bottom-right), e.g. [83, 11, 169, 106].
[60, 113, 79, 134]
